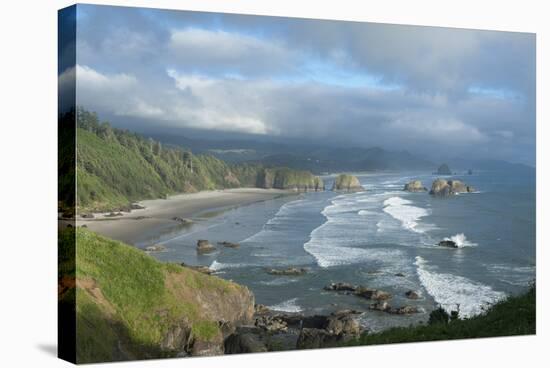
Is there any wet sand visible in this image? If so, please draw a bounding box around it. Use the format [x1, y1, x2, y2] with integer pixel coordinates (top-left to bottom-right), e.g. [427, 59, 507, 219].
[76, 188, 294, 244]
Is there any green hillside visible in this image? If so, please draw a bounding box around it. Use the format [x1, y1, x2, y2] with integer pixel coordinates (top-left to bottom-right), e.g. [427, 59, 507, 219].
[58, 228, 254, 363]
[73, 108, 323, 212]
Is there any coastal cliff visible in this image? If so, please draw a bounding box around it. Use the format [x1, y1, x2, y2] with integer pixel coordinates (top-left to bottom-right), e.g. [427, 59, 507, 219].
[59, 228, 254, 363]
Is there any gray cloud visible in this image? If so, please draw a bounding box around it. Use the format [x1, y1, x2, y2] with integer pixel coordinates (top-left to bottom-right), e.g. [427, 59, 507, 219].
[70, 4, 536, 165]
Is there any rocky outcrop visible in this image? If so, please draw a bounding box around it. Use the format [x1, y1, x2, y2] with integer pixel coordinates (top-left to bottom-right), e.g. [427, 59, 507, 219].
[267, 267, 308, 276]
[224, 326, 269, 354]
[331, 174, 364, 192]
[403, 180, 427, 192]
[296, 310, 362, 349]
[438, 239, 458, 248]
[218, 241, 240, 248]
[369, 301, 420, 315]
[429, 179, 475, 196]
[436, 163, 452, 175]
[256, 168, 325, 192]
[324, 282, 392, 300]
[405, 290, 421, 299]
[197, 239, 216, 254]
[145, 244, 165, 252]
[324, 282, 356, 292]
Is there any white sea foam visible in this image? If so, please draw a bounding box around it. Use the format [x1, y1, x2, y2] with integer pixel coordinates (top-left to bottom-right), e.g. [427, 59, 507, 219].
[209, 261, 248, 271]
[358, 210, 373, 216]
[415, 256, 506, 318]
[442, 233, 477, 247]
[268, 298, 303, 313]
[383, 197, 429, 233]
[241, 198, 306, 243]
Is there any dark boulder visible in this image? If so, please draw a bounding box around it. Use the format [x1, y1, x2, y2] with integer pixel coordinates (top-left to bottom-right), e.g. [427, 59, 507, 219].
[218, 241, 240, 248]
[438, 240, 458, 248]
[405, 290, 421, 299]
[196, 239, 216, 254]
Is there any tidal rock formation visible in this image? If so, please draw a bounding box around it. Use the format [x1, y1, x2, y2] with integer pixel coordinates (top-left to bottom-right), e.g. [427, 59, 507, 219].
[267, 267, 307, 276]
[331, 174, 364, 192]
[323, 282, 357, 292]
[354, 286, 392, 301]
[438, 239, 458, 248]
[369, 302, 420, 315]
[436, 163, 452, 175]
[145, 244, 165, 252]
[218, 241, 240, 248]
[403, 180, 427, 192]
[405, 290, 421, 299]
[429, 179, 475, 196]
[324, 283, 392, 300]
[196, 239, 216, 254]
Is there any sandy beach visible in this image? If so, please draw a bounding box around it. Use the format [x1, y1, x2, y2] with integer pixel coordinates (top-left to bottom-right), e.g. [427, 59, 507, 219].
[76, 188, 294, 244]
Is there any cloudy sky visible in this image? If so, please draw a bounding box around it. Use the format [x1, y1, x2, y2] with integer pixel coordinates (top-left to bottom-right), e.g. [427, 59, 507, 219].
[61, 4, 536, 165]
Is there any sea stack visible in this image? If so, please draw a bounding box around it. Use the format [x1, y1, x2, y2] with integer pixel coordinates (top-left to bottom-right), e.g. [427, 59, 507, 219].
[331, 174, 364, 192]
[429, 179, 475, 197]
[436, 164, 452, 175]
[196, 239, 216, 254]
[403, 180, 427, 192]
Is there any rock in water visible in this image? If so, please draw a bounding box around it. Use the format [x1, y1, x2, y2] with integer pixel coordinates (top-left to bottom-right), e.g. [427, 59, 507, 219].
[354, 287, 392, 300]
[436, 163, 452, 175]
[430, 179, 475, 196]
[405, 290, 420, 299]
[196, 239, 216, 254]
[267, 267, 307, 276]
[438, 240, 459, 248]
[145, 244, 166, 252]
[331, 174, 364, 192]
[403, 180, 427, 192]
[218, 241, 240, 248]
[323, 282, 357, 292]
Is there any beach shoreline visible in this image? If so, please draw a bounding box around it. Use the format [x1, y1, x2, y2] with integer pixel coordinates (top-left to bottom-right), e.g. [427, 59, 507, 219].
[72, 188, 296, 244]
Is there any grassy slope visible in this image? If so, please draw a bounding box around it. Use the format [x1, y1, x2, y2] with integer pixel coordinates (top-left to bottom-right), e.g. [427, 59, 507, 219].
[59, 228, 251, 363]
[348, 287, 535, 346]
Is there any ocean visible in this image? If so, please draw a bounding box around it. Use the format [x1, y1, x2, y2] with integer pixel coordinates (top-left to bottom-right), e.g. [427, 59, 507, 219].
[145, 170, 536, 332]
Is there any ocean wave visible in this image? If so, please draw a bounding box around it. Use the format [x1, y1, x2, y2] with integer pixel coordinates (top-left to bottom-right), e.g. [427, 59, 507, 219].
[259, 278, 299, 286]
[442, 233, 477, 247]
[358, 210, 373, 216]
[267, 298, 303, 313]
[415, 256, 506, 318]
[241, 199, 307, 243]
[383, 196, 430, 233]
